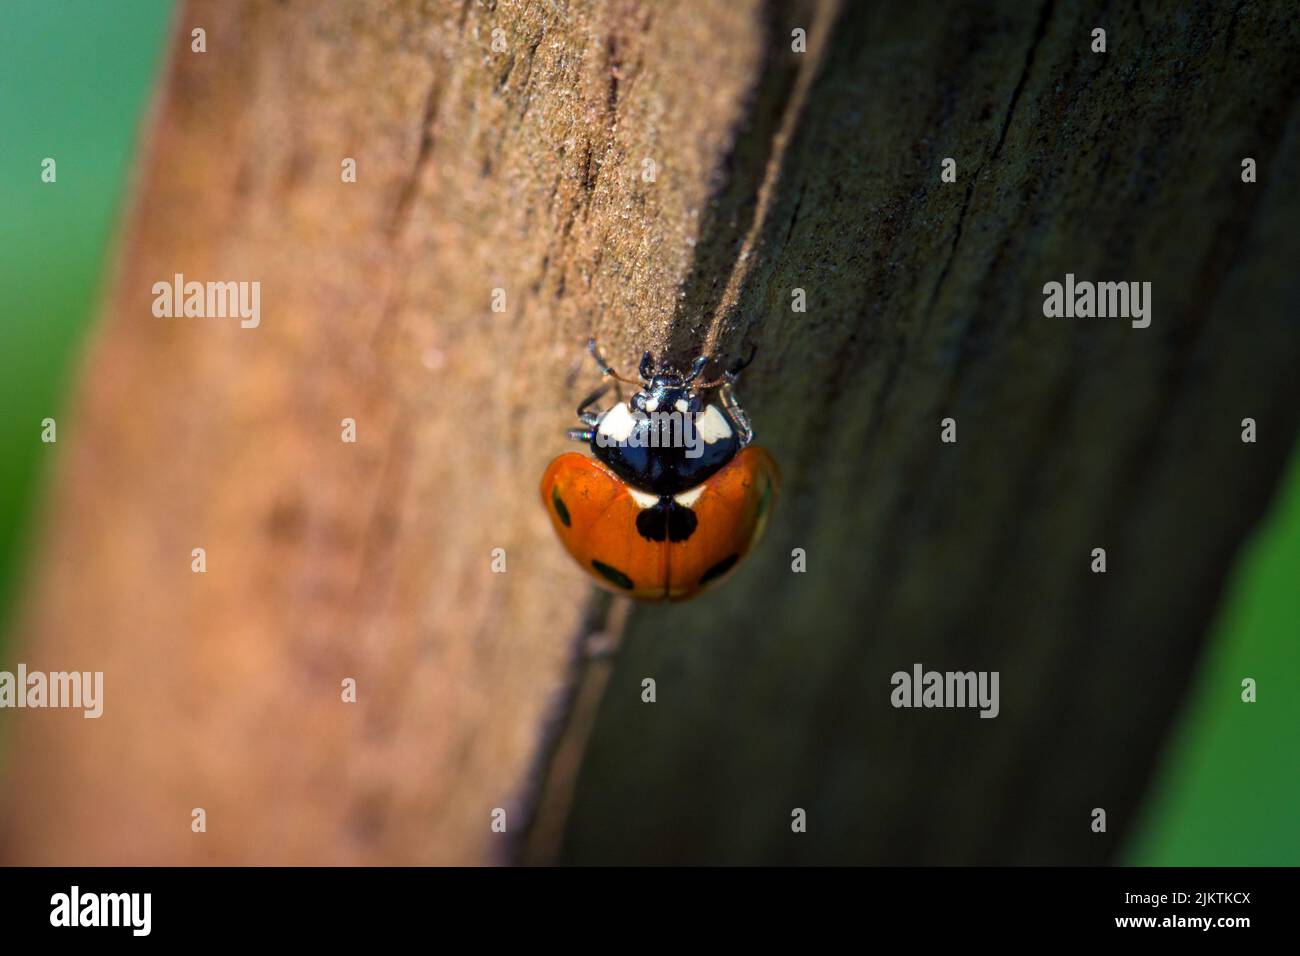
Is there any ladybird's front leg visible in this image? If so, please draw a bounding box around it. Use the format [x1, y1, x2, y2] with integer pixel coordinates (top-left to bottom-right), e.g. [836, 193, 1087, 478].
[684, 354, 710, 383]
[586, 338, 637, 392]
[725, 344, 758, 379]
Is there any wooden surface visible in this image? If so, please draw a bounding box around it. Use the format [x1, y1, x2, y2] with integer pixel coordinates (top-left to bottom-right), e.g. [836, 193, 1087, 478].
[1, 0, 787, 864]
[3, 0, 1298, 865]
[556, 0, 1300, 864]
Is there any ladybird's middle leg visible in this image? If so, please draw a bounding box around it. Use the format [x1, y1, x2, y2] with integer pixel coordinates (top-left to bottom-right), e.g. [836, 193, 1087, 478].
[576, 381, 614, 427]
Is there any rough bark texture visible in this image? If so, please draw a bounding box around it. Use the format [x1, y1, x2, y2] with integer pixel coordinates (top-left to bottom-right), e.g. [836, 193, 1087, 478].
[1, 0, 792, 864]
[3, 0, 1299, 866]
[557, 0, 1300, 864]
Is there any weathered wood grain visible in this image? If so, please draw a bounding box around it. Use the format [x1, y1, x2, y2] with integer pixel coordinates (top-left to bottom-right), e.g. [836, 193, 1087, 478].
[4, 0, 1297, 867]
[1, 0, 784, 864]
[557, 0, 1300, 864]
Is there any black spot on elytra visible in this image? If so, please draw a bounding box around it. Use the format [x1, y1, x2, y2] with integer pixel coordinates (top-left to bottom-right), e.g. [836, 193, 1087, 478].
[635, 497, 698, 542]
[591, 559, 634, 590]
[699, 553, 740, 586]
[551, 487, 571, 527]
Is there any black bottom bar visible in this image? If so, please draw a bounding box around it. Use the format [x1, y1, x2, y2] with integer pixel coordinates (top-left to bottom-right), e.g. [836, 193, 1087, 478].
[0, 865, 1287, 942]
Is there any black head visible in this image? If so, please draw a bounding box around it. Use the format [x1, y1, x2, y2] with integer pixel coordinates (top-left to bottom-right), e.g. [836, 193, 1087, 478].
[629, 353, 710, 415]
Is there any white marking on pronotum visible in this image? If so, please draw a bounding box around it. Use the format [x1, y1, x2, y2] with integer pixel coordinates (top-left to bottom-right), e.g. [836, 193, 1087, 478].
[696, 405, 733, 444]
[674, 399, 689, 413]
[674, 486, 705, 508]
[627, 488, 659, 509]
[597, 403, 637, 442]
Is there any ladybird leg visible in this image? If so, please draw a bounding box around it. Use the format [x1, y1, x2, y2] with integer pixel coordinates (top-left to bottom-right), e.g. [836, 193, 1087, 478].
[587, 337, 617, 376]
[587, 340, 642, 392]
[587, 338, 642, 385]
[726, 344, 758, 379]
[576, 381, 615, 427]
[566, 428, 594, 443]
[717, 382, 754, 446]
[693, 344, 758, 390]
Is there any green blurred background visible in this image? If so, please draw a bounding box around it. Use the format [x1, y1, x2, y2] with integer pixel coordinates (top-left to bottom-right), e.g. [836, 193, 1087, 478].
[0, 0, 1295, 865]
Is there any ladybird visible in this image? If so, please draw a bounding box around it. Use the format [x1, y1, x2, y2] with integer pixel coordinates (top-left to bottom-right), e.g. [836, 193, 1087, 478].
[540, 339, 779, 601]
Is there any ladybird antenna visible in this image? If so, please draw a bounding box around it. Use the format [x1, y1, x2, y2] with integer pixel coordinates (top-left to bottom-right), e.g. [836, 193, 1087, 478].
[639, 351, 655, 380]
